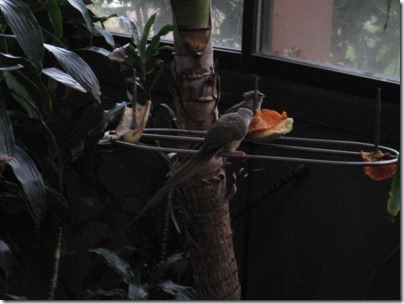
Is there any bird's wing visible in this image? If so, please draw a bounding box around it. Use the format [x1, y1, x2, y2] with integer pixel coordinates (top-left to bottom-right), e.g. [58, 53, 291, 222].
[203, 114, 248, 153]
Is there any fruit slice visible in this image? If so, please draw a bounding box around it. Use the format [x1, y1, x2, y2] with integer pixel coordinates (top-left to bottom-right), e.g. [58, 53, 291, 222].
[247, 109, 293, 142]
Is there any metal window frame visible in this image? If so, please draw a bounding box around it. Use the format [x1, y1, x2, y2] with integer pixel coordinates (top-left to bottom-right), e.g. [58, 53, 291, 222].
[111, 0, 399, 103]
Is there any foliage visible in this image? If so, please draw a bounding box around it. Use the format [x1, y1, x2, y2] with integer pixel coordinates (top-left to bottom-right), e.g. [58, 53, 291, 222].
[88, 249, 194, 300]
[119, 13, 173, 100]
[387, 154, 400, 217]
[90, 0, 243, 49]
[0, 0, 184, 300]
[333, 0, 400, 79]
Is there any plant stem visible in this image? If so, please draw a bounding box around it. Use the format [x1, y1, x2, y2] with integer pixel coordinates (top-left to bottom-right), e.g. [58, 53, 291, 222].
[132, 69, 137, 108]
[48, 225, 63, 300]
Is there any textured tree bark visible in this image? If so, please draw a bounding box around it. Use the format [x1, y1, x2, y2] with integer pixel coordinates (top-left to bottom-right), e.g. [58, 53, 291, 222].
[170, 0, 240, 299]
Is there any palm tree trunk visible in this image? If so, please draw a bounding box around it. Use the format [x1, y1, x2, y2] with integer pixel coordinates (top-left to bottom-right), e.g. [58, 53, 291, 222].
[170, 0, 240, 299]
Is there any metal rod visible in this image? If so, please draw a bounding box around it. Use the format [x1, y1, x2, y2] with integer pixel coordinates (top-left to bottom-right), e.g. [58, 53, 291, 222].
[262, 143, 362, 157]
[144, 128, 206, 135]
[254, 75, 260, 100]
[144, 128, 389, 151]
[141, 132, 204, 142]
[140, 129, 398, 156]
[375, 88, 381, 150]
[106, 140, 398, 167]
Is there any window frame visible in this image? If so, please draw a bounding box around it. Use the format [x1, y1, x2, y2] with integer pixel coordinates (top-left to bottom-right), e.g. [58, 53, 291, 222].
[110, 0, 400, 104]
[238, 0, 399, 103]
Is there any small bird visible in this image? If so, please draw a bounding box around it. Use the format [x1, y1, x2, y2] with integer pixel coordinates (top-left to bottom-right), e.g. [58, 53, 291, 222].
[123, 107, 254, 231]
[225, 90, 265, 115]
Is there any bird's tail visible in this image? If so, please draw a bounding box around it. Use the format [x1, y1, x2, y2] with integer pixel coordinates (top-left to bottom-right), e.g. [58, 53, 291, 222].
[122, 150, 211, 232]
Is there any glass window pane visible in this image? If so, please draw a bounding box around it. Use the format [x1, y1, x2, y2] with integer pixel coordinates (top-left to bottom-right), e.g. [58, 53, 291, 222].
[255, 0, 400, 82]
[90, 0, 243, 50]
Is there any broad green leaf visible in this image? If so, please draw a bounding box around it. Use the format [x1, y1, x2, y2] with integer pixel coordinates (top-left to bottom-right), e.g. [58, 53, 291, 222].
[90, 248, 134, 284]
[46, 0, 63, 40]
[158, 45, 175, 52]
[123, 43, 143, 75]
[144, 24, 173, 62]
[93, 25, 115, 48]
[153, 23, 174, 39]
[7, 67, 53, 114]
[0, 52, 21, 59]
[4, 293, 28, 301]
[158, 280, 194, 300]
[0, 101, 15, 157]
[88, 101, 128, 138]
[44, 44, 101, 102]
[0, 33, 15, 38]
[387, 155, 400, 216]
[67, 0, 93, 34]
[3, 294, 28, 300]
[0, 0, 44, 69]
[119, 16, 140, 47]
[4, 72, 41, 119]
[9, 145, 47, 229]
[40, 27, 66, 48]
[128, 283, 148, 300]
[0, 64, 23, 71]
[139, 13, 157, 54]
[81, 46, 112, 57]
[0, 239, 14, 275]
[42, 67, 87, 93]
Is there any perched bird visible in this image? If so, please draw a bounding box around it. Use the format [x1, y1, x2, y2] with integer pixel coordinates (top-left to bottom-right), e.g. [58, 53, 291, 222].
[123, 107, 254, 231]
[225, 90, 265, 115]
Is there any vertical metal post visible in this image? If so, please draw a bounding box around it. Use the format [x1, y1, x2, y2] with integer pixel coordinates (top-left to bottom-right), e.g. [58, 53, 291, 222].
[375, 88, 381, 150]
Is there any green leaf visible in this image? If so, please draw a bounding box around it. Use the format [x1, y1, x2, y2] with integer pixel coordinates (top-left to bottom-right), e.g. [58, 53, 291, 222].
[0, 100, 15, 157]
[144, 24, 173, 64]
[44, 44, 101, 102]
[46, 0, 63, 41]
[158, 45, 175, 52]
[139, 13, 157, 54]
[93, 25, 115, 48]
[0, 239, 14, 275]
[0, 0, 44, 70]
[158, 280, 194, 300]
[0, 64, 23, 71]
[128, 283, 148, 300]
[42, 67, 87, 93]
[387, 155, 400, 216]
[4, 72, 41, 119]
[6, 67, 53, 115]
[67, 0, 93, 34]
[119, 16, 140, 47]
[81, 46, 112, 57]
[90, 248, 134, 284]
[154, 23, 174, 39]
[9, 145, 47, 229]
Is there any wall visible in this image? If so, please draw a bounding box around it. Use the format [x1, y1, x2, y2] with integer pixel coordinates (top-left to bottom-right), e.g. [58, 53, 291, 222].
[217, 68, 400, 300]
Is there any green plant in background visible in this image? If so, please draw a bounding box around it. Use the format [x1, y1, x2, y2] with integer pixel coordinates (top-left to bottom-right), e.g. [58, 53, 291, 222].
[333, 0, 400, 79]
[0, 0, 184, 300]
[387, 154, 400, 217]
[119, 13, 173, 101]
[88, 249, 194, 300]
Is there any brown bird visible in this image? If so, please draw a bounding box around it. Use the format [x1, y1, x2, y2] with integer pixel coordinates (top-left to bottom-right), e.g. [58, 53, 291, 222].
[123, 107, 254, 231]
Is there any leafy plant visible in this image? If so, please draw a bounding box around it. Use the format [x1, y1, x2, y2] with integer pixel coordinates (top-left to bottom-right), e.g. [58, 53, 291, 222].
[387, 155, 400, 217]
[0, 0, 183, 300]
[118, 13, 173, 100]
[88, 248, 194, 300]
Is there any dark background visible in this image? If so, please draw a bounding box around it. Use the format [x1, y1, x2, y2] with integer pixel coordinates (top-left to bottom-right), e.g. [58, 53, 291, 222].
[86, 49, 400, 300]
